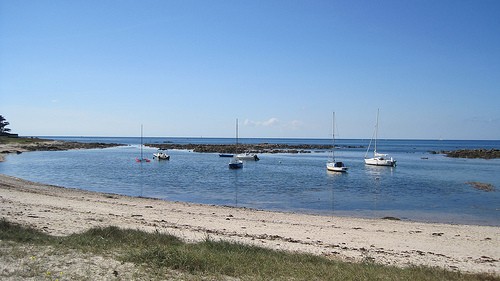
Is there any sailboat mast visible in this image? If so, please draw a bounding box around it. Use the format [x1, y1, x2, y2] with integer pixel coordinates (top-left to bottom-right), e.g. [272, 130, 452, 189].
[374, 109, 379, 155]
[235, 118, 239, 154]
[140, 124, 143, 159]
[332, 112, 336, 161]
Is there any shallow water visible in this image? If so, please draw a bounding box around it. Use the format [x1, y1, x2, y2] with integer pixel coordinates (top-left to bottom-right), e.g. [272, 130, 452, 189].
[1, 138, 499, 225]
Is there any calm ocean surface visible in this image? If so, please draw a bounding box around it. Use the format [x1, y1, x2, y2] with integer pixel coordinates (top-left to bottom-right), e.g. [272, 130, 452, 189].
[1, 137, 499, 226]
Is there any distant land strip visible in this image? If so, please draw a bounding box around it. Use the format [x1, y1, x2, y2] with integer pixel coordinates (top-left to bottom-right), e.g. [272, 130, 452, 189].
[13, 141, 123, 152]
[0, 137, 124, 161]
[431, 149, 500, 159]
[146, 143, 365, 154]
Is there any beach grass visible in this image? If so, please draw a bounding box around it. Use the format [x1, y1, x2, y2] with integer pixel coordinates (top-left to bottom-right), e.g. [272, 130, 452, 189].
[0, 219, 497, 281]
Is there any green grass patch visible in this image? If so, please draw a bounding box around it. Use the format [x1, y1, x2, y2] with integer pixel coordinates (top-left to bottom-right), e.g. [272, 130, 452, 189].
[0, 218, 53, 244]
[1, 219, 497, 280]
[62, 226, 183, 254]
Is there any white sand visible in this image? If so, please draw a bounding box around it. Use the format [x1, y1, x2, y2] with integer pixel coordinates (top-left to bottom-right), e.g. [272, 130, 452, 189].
[0, 174, 498, 275]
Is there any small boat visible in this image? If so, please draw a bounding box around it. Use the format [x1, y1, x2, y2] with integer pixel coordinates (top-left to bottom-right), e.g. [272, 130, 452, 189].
[364, 109, 396, 167]
[153, 151, 170, 160]
[136, 125, 151, 163]
[228, 156, 243, 169]
[326, 112, 348, 173]
[219, 153, 234, 158]
[327, 161, 348, 172]
[364, 152, 395, 166]
[135, 157, 151, 163]
[229, 119, 243, 169]
[237, 152, 260, 161]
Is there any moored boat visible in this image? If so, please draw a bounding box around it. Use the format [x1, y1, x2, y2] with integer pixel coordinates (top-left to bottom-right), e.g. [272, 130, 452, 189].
[153, 151, 170, 160]
[219, 153, 234, 158]
[136, 125, 151, 163]
[228, 156, 243, 169]
[326, 112, 348, 172]
[364, 109, 396, 167]
[327, 161, 348, 172]
[364, 153, 396, 166]
[229, 119, 243, 169]
[237, 152, 260, 161]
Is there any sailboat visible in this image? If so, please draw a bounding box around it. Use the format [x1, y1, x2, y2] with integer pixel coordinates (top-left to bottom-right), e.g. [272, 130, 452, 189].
[364, 109, 396, 167]
[136, 124, 151, 163]
[229, 119, 243, 169]
[326, 112, 348, 172]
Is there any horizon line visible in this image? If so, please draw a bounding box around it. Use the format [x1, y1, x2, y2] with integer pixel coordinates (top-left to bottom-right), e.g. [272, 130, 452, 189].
[26, 135, 500, 142]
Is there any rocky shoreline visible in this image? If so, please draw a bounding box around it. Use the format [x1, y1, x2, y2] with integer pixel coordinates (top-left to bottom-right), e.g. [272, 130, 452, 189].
[431, 149, 500, 159]
[466, 181, 496, 192]
[146, 143, 364, 154]
[0, 137, 123, 162]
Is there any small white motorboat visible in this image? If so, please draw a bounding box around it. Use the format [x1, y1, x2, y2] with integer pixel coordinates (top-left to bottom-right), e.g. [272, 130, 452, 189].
[153, 151, 170, 160]
[237, 152, 260, 161]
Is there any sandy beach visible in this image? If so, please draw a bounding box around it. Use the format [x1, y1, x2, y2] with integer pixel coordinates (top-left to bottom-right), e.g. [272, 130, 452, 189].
[0, 174, 498, 275]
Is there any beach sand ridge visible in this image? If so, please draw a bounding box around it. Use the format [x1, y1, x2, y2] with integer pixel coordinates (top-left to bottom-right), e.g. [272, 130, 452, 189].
[0, 174, 498, 275]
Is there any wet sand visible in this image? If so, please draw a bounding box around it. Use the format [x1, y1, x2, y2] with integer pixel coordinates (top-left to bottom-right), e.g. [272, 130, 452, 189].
[0, 174, 498, 275]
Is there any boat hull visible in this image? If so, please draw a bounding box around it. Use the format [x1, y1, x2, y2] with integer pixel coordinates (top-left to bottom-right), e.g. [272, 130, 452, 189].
[326, 162, 348, 172]
[228, 162, 243, 169]
[237, 153, 260, 161]
[229, 156, 243, 169]
[219, 154, 234, 158]
[153, 153, 170, 160]
[364, 157, 396, 167]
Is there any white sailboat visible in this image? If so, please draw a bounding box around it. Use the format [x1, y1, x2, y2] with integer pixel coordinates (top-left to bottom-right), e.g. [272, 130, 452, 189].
[364, 109, 396, 167]
[229, 119, 243, 169]
[326, 112, 348, 172]
[136, 124, 151, 163]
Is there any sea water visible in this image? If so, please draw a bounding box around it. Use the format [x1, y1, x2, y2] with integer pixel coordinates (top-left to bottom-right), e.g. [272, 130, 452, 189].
[1, 137, 499, 226]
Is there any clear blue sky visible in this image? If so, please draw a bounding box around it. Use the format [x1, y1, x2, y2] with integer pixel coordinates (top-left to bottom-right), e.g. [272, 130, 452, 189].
[1, 0, 499, 139]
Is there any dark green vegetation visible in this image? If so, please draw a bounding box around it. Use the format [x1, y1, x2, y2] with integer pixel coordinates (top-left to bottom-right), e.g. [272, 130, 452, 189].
[1, 219, 497, 281]
[0, 115, 11, 134]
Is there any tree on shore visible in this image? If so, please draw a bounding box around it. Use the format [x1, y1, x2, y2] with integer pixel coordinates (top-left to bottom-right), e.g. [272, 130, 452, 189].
[0, 115, 11, 133]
